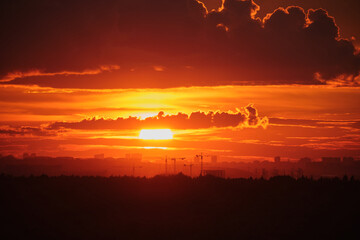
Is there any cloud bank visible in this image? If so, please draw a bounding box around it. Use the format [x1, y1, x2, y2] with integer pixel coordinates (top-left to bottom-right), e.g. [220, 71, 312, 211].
[48, 105, 269, 130]
[0, 0, 359, 88]
[0, 126, 56, 137]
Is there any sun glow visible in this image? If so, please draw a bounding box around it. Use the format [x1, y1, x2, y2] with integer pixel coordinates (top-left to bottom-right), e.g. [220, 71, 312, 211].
[139, 129, 173, 140]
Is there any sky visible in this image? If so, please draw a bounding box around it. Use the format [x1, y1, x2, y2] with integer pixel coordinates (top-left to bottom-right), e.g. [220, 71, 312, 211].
[0, 0, 360, 162]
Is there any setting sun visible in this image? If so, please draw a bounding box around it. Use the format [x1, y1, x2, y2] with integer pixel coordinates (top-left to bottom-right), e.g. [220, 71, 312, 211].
[139, 129, 173, 140]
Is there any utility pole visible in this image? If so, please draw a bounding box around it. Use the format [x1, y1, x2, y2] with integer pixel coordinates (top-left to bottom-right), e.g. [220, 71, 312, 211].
[171, 158, 176, 174]
[184, 163, 193, 178]
[132, 165, 142, 177]
[196, 153, 211, 176]
[196, 153, 204, 176]
[171, 157, 186, 174]
[165, 155, 168, 175]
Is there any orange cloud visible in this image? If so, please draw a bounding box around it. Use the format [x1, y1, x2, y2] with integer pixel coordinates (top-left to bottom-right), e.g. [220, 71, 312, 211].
[153, 66, 165, 72]
[48, 104, 268, 130]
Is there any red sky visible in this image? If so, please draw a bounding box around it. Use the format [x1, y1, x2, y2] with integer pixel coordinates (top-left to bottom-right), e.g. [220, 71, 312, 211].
[0, 0, 359, 162]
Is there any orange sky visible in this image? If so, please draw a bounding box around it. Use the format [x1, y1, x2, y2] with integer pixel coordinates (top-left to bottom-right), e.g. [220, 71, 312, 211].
[1, 84, 359, 161]
[0, 0, 359, 162]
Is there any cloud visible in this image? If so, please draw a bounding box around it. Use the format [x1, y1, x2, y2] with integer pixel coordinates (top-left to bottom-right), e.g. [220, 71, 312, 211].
[48, 104, 268, 130]
[0, 126, 56, 137]
[207, 3, 359, 84]
[0, 0, 359, 88]
[270, 117, 360, 130]
[0, 65, 120, 83]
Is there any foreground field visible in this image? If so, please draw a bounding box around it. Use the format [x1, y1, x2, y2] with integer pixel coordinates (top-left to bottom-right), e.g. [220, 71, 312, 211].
[1, 174, 359, 239]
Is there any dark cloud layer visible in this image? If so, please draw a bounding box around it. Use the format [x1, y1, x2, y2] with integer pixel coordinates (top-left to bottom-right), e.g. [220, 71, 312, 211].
[203, 0, 360, 48]
[0, 126, 56, 137]
[251, 0, 360, 46]
[1, 0, 359, 88]
[270, 118, 360, 129]
[48, 105, 268, 130]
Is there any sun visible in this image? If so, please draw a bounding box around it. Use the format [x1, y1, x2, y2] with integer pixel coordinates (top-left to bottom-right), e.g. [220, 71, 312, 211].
[139, 129, 173, 140]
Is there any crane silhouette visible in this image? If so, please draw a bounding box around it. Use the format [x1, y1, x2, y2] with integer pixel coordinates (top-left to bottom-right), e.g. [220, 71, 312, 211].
[183, 163, 194, 178]
[132, 165, 142, 177]
[171, 157, 186, 174]
[195, 153, 211, 176]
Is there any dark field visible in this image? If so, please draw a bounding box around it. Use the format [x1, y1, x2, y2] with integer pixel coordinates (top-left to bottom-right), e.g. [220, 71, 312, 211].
[1, 174, 359, 239]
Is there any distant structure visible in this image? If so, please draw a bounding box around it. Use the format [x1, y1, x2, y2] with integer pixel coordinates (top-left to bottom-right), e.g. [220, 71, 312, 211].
[274, 156, 281, 163]
[203, 170, 225, 178]
[55, 156, 74, 161]
[299, 157, 312, 164]
[322, 157, 341, 164]
[132, 165, 142, 177]
[262, 168, 268, 179]
[296, 168, 304, 178]
[126, 153, 142, 164]
[171, 157, 186, 174]
[211, 155, 218, 164]
[94, 154, 105, 159]
[272, 168, 279, 176]
[196, 153, 212, 176]
[343, 157, 354, 164]
[165, 156, 168, 175]
[183, 163, 194, 177]
[23, 153, 36, 159]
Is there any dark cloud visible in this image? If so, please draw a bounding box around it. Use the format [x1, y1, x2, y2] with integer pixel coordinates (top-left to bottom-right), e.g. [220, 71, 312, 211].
[270, 118, 360, 130]
[203, 0, 360, 48]
[0, 105, 171, 116]
[48, 105, 268, 130]
[0, 0, 120, 75]
[0, 0, 359, 88]
[117, 0, 207, 53]
[0, 126, 56, 136]
[247, 0, 360, 45]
